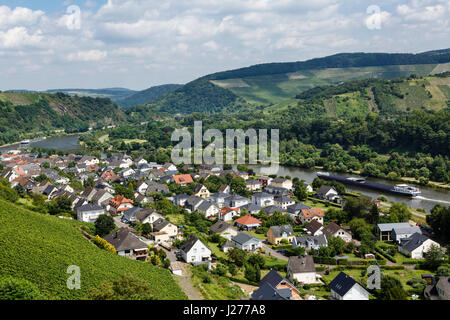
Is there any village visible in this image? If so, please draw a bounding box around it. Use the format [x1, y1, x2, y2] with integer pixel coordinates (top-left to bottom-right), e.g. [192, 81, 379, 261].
[1, 148, 449, 301]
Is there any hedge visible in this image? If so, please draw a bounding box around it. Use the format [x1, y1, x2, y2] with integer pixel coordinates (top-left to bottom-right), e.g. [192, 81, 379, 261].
[375, 247, 397, 263]
[401, 259, 426, 265]
[272, 244, 293, 250]
[313, 256, 337, 265]
[226, 276, 259, 286]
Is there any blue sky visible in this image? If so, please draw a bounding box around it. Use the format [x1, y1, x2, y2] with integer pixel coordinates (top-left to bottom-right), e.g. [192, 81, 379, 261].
[1, 0, 450, 91]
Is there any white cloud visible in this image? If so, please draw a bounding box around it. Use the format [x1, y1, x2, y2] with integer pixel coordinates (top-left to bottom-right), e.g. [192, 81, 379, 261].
[0, 6, 44, 29]
[0, 27, 43, 48]
[67, 50, 107, 61]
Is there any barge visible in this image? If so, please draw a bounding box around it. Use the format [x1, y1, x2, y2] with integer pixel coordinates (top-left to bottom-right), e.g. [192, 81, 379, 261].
[316, 172, 421, 197]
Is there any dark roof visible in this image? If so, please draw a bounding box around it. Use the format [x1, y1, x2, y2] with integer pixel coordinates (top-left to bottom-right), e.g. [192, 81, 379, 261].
[103, 228, 148, 251]
[253, 192, 273, 199]
[241, 203, 263, 213]
[287, 256, 315, 274]
[232, 232, 261, 245]
[400, 232, 432, 252]
[134, 208, 156, 223]
[317, 185, 337, 195]
[180, 234, 200, 253]
[295, 234, 328, 247]
[210, 221, 232, 234]
[263, 205, 284, 214]
[322, 222, 345, 238]
[328, 272, 358, 296]
[269, 225, 294, 237]
[251, 282, 291, 300]
[152, 218, 171, 232]
[305, 220, 324, 234]
[76, 203, 103, 212]
[287, 203, 311, 214]
[259, 269, 284, 288]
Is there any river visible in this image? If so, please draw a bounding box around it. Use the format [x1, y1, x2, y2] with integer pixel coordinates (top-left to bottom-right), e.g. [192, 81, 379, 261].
[0, 135, 81, 153]
[248, 165, 450, 214]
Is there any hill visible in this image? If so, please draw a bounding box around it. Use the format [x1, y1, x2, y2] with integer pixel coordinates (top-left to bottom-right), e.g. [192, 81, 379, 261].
[45, 88, 137, 101]
[0, 199, 187, 300]
[145, 49, 450, 114]
[0, 91, 126, 145]
[116, 84, 182, 109]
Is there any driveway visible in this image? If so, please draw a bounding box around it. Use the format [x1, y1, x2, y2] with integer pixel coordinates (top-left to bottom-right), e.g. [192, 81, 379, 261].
[113, 215, 128, 229]
[261, 243, 288, 261]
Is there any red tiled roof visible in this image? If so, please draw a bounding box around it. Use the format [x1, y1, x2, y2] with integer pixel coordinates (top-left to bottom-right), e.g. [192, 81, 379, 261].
[301, 208, 324, 218]
[110, 195, 134, 208]
[235, 215, 262, 226]
[173, 174, 194, 185]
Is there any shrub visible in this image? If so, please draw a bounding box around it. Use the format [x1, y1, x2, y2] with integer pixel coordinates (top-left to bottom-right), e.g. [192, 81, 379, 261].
[0, 276, 41, 300]
[92, 235, 116, 254]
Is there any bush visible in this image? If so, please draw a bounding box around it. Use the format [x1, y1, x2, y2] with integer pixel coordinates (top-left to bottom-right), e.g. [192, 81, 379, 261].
[312, 256, 337, 265]
[92, 235, 117, 254]
[0, 276, 41, 300]
[272, 244, 293, 250]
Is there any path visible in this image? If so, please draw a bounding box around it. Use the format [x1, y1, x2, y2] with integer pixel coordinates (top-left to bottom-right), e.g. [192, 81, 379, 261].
[164, 248, 203, 300]
[99, 134, 109, 143]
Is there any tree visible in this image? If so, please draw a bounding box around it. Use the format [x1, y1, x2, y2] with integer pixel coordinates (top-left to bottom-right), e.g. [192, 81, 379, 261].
[95, 214, 116, 237]
[368, 204, 380, 225]
[0, 276, 41, 300]
[247, 254, 265, 269]
[328, 237, 346, 256]
[14, 185, 26, 198]
[227, 248, 247, 267]
[87, 275, 155, 300]
[388, 203, 411, 223]
[378, 275, 407, 300]
[84, 176, 95, 188]
[343, 196, 372, 220]
[426, 205, 450, 244]
[141, 223, 152, 236]
[424, 244, 444, 270]
[293, 180, 308, 201]
[230, 177, 247, 197]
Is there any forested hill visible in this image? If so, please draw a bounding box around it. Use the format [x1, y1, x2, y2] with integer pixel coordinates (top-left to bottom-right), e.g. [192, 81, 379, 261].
[116, 84, 182, 109]
[0, 91, 126, 145]
[201, 49, 450, 81]
[141, 49, 450, 114]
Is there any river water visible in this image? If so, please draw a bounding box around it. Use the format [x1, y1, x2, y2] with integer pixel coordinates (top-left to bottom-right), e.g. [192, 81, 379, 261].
[248, 165, 450, 214]
[0, 135, 81, 153]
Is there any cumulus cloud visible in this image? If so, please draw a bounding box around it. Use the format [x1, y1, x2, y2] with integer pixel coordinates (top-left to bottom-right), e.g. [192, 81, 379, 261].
[67, 50, 107, 61]
[0, 0, 449, 90]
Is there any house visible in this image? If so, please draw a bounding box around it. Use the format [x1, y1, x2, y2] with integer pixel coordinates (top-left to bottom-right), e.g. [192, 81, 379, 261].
[305, 220, 324, 236]
[109, 195, 134, 215]
[173, 174, 194, 186]
[135, 193, 150, 205]
[180, 234, 211, 265]
[218, 184, 230, 194]
[287, 203, 312, 217]
[197, 201, 220, 219]
[270, 178, 293, 190]
[172, 193, 190, 206]
[81, 187, 97, 202]
[193, 184, 210, 199]
[79, 156, 99, 166]
[322, 222, 353, 242]
[92, 189, 114, 206]
[316, 185, 339, 202]
[287, 256, 318, 284]
[121, 206, 143, 224]
[424, 277, 450, 300]
[267, 225, 295, 245]
[251, 270, 302, 300]
[234, 215, 262, 231]
[377, 222, 421, 242]
[103, 228, 148, 261]
[231, 232, 263, 251]
[240, 203, 264, 215]
[262, 205, 285, 216]
[136, 181, 149, 194]
[163, 163, 177, 172]
[391, 225, 422, 243]
[298, 208, 324, 224]
[328, 272, 370, 300]
[265, 185, 289, 196]
[76, 203, 105, 223]
[257, 176, 272, 186]
[218, 207, 240, 222]
[209, 221, 238, 240]
[152, 218, 178, 242]
[224, 195, 250, 208]
[303, 182, 313, 193]
[398, 233, 441, 259]
[146, 182, 169, 195]
[246, 179, 262, 191]
[184, 196, 205, 212]
[293, 234, 328, 250]
[209, 192, 230, 208]
[252, 192, 274, 207]
[135, 209, 163, 225]
[222, 240, 234, 253]
[274, 196, 295, 210]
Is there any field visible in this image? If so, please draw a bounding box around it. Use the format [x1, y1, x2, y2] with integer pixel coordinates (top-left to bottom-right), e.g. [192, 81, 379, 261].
[0, 199, 187, 300]
[211, 64, 441, 106]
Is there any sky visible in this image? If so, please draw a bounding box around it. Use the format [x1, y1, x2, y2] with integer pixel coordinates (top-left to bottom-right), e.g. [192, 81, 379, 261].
[1, 0, 450, 91]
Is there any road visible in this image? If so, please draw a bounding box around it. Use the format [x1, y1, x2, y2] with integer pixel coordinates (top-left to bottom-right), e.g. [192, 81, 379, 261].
[261, 243, 288, 261]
